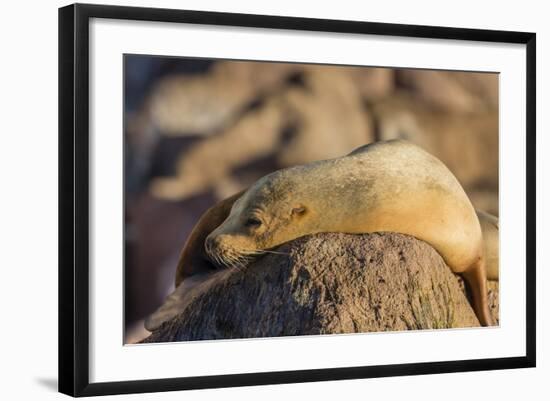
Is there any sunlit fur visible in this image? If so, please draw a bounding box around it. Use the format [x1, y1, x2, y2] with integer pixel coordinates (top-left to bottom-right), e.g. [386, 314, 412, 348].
[205, 140, 483, 274]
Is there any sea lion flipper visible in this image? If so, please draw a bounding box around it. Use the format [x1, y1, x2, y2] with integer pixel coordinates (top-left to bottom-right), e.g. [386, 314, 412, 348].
[144, 275, 210, 332]
[174, 190, 246, 287]
[149, 191, 246, 332]
[462, 258, 493, 326]
[145, 269, 237, 332]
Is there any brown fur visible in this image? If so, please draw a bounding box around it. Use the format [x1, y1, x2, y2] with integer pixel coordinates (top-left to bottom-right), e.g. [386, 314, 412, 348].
[174, 190, 245, 288]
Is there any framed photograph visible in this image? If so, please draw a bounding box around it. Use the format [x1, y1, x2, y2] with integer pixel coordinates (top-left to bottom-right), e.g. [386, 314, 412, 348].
[58, 3, 536, 397]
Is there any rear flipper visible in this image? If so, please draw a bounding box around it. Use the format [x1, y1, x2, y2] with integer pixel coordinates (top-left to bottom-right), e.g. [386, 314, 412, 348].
[462, 258, 494, 327]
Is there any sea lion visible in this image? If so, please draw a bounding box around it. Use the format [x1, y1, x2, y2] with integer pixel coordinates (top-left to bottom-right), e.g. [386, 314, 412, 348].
[205, 140, 493, 326]
[147, 140, 495, 330]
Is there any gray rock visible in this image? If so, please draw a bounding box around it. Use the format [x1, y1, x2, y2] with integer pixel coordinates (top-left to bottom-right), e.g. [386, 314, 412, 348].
[141, 232, 498, 343]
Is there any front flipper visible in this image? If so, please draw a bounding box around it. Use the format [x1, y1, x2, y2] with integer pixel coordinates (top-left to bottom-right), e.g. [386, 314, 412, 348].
[145, 269, 236, 332]
[174, 190, 245, 287]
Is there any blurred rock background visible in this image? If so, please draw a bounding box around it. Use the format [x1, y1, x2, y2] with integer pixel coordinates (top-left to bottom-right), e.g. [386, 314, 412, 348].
[124, 55, 498, 343]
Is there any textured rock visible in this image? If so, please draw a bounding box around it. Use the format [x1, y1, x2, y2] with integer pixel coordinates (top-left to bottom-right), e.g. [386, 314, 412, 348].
[395, 70, 498, 113]
[149, 96, 288, 200]
[276, 65, 374, 166]
[147, 61, 299, 135]
[141, 232, 498, 343]
[148, 66, 375, 200]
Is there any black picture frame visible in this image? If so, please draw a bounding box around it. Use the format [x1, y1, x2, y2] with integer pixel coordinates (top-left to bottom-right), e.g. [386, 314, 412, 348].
[58, 3, 536, 397]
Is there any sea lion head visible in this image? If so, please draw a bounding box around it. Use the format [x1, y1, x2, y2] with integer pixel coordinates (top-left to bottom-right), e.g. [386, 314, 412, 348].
[205, 171, 312, 269]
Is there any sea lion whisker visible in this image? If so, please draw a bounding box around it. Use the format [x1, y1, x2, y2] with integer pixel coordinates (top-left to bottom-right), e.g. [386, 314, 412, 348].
[224, 250, 252, 270]
[233, 260, 243, 271]
[234, 257, 248, 269]
[238, 249, 286, 256]
[259, 250, 289, 255]
[228, 257, 243, 271]
[217, 251, 235, 270]
[242, 250, 265, 256]
[219, 254, 233, 268]
[241, 249, 263, 254]
[237, 256, 251, 267]
[215, 254, 225, 269]
[208, 249, 220, 265]
[227, 252, 243, 269]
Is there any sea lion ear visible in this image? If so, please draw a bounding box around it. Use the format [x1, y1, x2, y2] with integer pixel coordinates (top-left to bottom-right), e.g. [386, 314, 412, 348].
[291, 205, 307, 217]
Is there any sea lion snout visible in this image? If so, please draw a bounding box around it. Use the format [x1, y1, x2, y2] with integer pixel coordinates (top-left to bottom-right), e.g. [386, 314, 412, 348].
[204, 233, 228, 268]
[204, 234, 227, 260]
[204, 235, 219, 253]
[204, 232, 257, 270]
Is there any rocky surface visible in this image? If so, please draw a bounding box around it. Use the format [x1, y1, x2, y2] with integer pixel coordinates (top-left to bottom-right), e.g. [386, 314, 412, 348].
[140, 232, 499, 343]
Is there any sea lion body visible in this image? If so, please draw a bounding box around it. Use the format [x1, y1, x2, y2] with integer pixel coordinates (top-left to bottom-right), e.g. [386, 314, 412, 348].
[147, 140, 495, 330]
[206, 140, 492, 325]
[209, 140, 482, 273]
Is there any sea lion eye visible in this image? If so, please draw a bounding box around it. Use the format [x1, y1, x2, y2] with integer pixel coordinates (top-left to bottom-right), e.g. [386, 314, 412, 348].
[291, 205, 307, 216]
[245, 217, 262, 228]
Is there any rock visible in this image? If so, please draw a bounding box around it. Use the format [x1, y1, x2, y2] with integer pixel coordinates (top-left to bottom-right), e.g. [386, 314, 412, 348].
[351, 66, 396, 100]
[395, 70, 498, 114]
[149, 65, 375, 201]
[140, 232, 498, 343]
[146, 61, 300, 135]
[149, 95, 288, 200]
[276, 65, 375, 166]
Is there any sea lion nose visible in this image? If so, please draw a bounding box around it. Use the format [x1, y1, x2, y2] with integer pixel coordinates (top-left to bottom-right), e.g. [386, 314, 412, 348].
[205, 236, 214, 252]
[205, 235, 220, 253]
